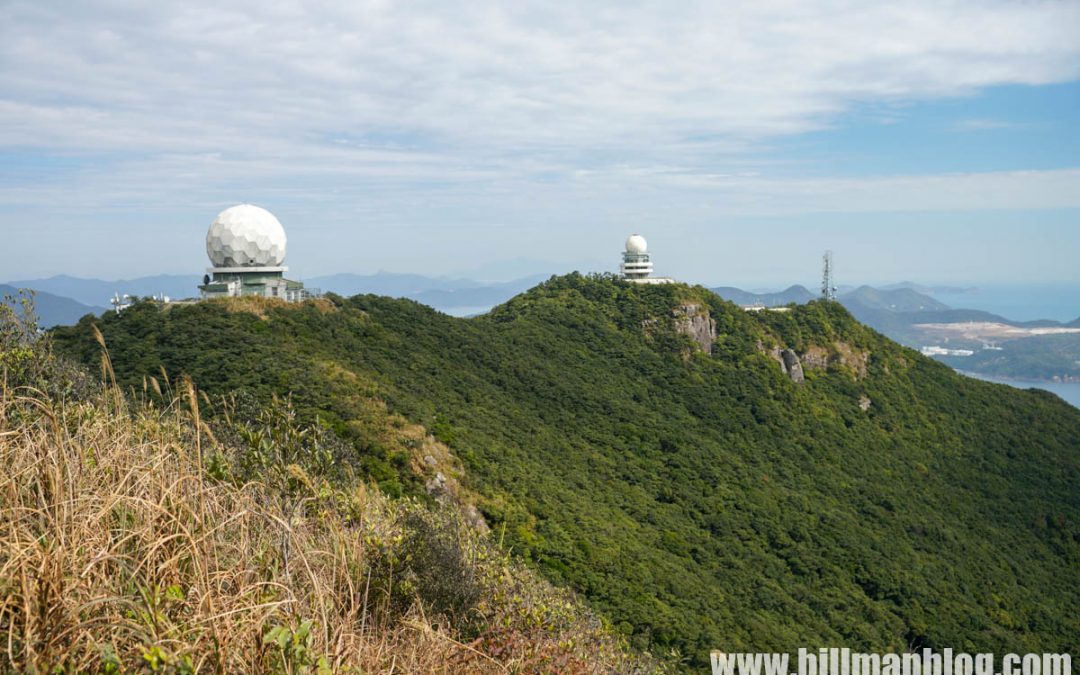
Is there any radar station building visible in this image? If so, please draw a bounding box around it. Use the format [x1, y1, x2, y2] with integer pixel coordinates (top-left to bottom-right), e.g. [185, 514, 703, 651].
[198, 204, 318, 302]
[620, 234, 674, 284]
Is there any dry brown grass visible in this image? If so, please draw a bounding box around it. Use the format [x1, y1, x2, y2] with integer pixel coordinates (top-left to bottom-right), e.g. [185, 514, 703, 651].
[0, 376, 658, 673]
[206, 296, 337, 321]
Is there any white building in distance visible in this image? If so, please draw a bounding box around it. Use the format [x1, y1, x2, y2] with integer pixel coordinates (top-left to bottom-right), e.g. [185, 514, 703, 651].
[620, 234, 674, 284]
[198, 204, 318, 301]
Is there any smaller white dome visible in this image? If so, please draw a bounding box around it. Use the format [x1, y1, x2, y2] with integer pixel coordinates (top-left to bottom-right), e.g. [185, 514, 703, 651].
[625, 234, 648, 254]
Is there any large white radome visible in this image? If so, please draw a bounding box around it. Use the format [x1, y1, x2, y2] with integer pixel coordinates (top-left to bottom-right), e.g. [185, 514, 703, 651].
[206, 204, 287, 267]
[625, 234, 648, 254]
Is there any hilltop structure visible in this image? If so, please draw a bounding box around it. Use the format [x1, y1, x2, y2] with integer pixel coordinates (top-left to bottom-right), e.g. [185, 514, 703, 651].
[198, 204, 317, 301]
[620, 234, 674, 284]
[821, 250, 837, 301]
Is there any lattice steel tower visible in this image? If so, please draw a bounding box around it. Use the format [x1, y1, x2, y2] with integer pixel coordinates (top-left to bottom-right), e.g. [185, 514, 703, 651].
[821, 251, 837, 301]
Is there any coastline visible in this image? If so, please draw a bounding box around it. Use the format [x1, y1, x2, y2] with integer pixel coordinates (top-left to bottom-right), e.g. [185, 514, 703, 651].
[957, 371, 1080, 384]
[957, 371, 1080, 410]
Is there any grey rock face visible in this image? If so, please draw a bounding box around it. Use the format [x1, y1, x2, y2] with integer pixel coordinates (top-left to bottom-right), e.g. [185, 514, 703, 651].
[425, 471, 448, 497]
[780, 349, 805, 383]
[463, 504, 490, 534]
[673, 303, 717, 353]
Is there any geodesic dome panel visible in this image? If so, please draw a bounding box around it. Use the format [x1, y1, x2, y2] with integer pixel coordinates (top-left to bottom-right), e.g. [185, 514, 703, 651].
[206, 204, 287, 267]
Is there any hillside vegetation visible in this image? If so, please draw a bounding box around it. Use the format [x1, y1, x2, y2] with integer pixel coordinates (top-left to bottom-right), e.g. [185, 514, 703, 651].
[52, 274, 1080, 668]
[0, 302, 653, 673]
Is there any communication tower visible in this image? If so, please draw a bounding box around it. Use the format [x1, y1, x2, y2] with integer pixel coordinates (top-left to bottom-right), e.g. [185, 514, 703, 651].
[821, 251, 837, 301]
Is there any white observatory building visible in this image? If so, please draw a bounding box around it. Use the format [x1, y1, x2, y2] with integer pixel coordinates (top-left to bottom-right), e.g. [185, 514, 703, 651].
[620, 234, 674, 284]
[198, 204, 316, 301]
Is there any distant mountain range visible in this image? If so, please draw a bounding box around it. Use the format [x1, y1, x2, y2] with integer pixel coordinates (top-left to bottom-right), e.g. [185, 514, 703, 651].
[711, 284, 952, 314]
[0, 284, 105, 328]
[841, 285, 951, 313]
[3, 272, 552, 324]
[4, 274, 200, 308]
[711, 283, 1074, 326]
[710, 283, 1080, 382]
[878, 281, 979, 294]
[709, 284, 816, 307]
[306, 272, 549, 314]
[306, 272, 489, 296]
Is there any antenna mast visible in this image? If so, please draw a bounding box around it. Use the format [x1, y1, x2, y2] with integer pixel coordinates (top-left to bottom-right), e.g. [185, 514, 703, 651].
[821, 251, 837, 301]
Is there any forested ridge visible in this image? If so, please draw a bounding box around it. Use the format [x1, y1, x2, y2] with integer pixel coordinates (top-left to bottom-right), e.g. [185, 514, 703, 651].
[53, 274, 1080, 668]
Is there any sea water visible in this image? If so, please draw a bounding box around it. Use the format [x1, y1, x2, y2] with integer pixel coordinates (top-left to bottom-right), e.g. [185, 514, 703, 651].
[931, 283, 1080, 323]
[961, 372, 1080, 410]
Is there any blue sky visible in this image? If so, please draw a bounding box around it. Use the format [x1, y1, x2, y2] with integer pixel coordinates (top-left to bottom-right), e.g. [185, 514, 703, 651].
[771, 83, 1080, 176]
[1, 0, 1078, 287]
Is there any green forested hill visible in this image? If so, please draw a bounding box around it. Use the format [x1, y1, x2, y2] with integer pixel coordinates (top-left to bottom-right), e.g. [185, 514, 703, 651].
[52, 275, 1080, 667]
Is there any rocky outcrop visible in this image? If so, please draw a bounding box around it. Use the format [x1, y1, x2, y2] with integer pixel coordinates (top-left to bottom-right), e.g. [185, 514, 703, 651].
[423, 452, 490, 534]
[780, 349, 805, 383]
[758, 340, 870, 383]
[760, 341, 784, 367]
[673, 303, 717, 353]
[800, 343, 870, 379]
[835, 342, 870, 379]
[759, 341, 802, 382]
[801, 346, 830, 371]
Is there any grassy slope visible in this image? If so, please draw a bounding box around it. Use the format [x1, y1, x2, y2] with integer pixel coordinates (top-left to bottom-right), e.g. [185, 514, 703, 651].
[52, 275, 1080, 667]
[0, 348, 652, 673]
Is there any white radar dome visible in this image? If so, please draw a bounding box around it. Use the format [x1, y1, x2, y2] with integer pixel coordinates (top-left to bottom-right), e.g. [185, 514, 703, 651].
[206, 204, 287, 267]
[625, 234, 648, 254]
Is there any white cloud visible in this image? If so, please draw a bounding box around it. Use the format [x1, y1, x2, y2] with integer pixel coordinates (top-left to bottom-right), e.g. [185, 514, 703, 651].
[2, 0, 1078, 157]
[1, 0, 1079, 281]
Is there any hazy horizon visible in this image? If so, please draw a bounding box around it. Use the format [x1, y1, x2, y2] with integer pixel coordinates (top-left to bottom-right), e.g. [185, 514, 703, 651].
[9, 264, 1080, 296]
